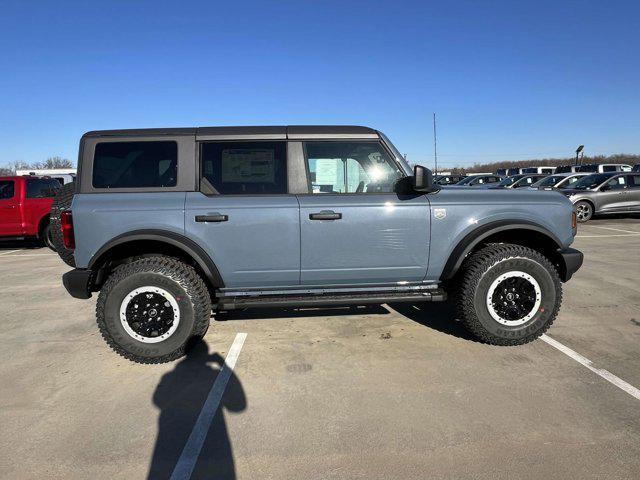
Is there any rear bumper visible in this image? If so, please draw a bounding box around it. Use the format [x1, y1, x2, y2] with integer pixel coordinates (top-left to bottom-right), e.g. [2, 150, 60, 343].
[558, 247, 583, 282]
[62, 269, 93, 299]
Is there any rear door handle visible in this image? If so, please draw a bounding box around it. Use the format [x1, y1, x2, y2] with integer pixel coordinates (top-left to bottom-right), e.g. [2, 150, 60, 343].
[195, 214, 228, 223]
[309, 211, 342, 220]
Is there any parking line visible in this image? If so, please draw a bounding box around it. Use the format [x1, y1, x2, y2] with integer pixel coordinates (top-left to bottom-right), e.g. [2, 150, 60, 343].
[0, 250, 21, 256]
[576, 234, 640, 238]
[587, 225, 640, 235]
[541, 334, 640, 401]
[170, 332, 248, 480]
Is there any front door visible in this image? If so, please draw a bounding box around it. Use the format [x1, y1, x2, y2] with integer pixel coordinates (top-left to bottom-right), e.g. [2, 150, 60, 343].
[297, 141, 430, 285]
[0, 180, 21, 236]
[185, 141, 300, 288]
[597, 175, 632, 213]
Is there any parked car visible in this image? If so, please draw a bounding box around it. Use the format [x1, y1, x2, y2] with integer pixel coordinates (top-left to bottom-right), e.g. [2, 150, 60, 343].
[450, 174, 504, 187]
[487, 174, 548, 189]
[521, 166, 556, 174]
[59, 126, 582, 364]
[577, 163, 632, 173]
[562, 172, 640, 222]
[507, 168, 523, 175]
[16, 169, 76, 185]
[435, 174, 466, 185]
[0, 176, 61, 248]
[530, 172, 589, 190]
[555, 165, 581, 174]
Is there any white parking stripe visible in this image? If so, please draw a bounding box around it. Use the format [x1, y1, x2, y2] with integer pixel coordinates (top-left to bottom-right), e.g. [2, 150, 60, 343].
[0, 250, 20, 256]
[170, 333, 247, 480]
[541, 334, 640, 401]
[576, 234, 640, 238]
[587, 225, 640, 235]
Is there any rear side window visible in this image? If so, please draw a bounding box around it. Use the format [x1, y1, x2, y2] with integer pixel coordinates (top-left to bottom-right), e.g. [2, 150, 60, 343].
[0, 180, 15, 199]
[92, 141, 178, 189]
[602, 165, 617, 172]
[201, 142, 287, 194]
[629, 175, 640, 188]
[26, 178, 60, 198]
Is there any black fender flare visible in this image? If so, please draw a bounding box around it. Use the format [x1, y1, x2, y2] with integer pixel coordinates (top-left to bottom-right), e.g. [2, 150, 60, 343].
[440, 220, 563, 280]
[88, 229, 225, 287]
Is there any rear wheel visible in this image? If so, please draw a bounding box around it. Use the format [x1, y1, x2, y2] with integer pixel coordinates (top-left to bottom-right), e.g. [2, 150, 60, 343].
[50, 182, 76, 266]
[455, 244, 562, 345]
[575, 201, 593, 223]
[96, 256, 212, 364]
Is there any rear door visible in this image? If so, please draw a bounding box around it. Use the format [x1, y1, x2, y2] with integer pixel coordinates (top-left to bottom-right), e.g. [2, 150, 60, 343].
[297, 140, 430, 285]
[626, 174, 640, 212]
[185, 140, 301, 288]
[0, 180, 22, 236]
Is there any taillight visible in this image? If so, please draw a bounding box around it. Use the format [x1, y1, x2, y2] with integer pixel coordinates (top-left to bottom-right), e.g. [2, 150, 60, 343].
[61, 211, 75, 250]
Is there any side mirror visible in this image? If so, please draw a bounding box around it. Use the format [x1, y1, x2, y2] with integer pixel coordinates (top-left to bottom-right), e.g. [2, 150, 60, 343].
[413, 165, 439, 193]
[600, 185, 611, 192]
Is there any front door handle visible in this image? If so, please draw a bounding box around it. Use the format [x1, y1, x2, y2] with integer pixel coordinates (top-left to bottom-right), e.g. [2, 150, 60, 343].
[309, 211, 342, 220]
[195, 214, 228, 223]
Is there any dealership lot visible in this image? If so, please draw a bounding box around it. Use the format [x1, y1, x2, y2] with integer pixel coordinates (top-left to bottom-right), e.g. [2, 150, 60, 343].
[1, 218, 639, 480]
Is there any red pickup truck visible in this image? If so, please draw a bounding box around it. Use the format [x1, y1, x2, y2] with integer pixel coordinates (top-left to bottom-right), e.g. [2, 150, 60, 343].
[0, 176, 61, 248]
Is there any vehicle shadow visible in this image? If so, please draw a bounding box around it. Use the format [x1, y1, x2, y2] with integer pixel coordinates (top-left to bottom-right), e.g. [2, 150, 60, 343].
[147, 338, 246, 480]
[387, 301, 476, 341]
[215, 302, 473, 341]
[0, 239, 44, 250]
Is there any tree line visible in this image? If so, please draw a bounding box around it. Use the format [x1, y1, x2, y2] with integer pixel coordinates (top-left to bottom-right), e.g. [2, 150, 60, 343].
[0, 157, 74, 176]
[447, 153, 640, 174]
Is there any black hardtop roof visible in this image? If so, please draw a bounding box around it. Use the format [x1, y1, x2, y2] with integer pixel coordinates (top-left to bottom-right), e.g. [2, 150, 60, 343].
[82, 125, 379, 138]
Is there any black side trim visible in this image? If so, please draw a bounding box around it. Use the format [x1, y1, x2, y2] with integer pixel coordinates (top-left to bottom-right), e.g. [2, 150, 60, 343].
[558, 247, 583, 281]
[62, 269, 93, 299]
[441, 220, 564, 280]
[88, 229, 225, 287]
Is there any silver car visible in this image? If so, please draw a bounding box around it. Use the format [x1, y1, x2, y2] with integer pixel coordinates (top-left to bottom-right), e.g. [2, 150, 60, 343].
[562, 172, 640, 222]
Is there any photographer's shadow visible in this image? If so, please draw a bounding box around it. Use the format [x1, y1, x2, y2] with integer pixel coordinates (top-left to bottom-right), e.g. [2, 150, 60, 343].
[148, 339, 246, 480]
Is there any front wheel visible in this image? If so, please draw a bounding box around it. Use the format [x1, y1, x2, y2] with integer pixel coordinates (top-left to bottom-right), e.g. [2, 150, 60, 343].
[575, 201, 593, 223]
[455, 244, 562, 345]
[96, 256, 212, 364]
[42, 223, 55, 250]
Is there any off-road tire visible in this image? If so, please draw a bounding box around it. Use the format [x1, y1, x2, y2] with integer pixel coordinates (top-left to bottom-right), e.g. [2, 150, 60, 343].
[575, 200, 593, 223]
[455, 244, 562, 345]
[50, 182, 76, 266]
[96, 256, 212, 364]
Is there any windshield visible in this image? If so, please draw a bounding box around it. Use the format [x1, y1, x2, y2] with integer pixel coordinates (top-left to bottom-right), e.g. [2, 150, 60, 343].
[497, 176, 521, 187]
[455, 176, 478, 185]
[572, 173, 610, 190]
[533, 175, 563, 187]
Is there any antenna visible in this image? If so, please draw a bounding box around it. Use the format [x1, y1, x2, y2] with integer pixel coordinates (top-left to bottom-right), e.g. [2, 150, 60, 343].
[433, 112, 438, 174]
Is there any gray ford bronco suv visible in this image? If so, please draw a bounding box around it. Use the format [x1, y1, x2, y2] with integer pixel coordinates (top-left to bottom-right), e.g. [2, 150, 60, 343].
[59, 126, 583, 364]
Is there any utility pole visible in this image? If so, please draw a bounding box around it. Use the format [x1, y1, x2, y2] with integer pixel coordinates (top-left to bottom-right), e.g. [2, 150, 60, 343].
[433, 113, 438, 174]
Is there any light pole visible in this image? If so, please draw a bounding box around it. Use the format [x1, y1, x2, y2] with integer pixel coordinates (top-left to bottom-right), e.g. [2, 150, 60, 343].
[575, 145, 584, 166]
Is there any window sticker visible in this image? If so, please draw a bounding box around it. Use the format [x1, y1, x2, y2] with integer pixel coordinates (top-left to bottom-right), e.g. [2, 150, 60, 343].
[221, 149, 275, 183]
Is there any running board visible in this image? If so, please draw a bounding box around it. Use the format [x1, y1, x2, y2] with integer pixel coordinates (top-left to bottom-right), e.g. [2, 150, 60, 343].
[216, 289, 447, 310]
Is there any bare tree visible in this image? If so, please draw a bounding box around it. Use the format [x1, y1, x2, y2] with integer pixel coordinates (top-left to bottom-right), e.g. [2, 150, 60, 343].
[38, 156, 73, 169]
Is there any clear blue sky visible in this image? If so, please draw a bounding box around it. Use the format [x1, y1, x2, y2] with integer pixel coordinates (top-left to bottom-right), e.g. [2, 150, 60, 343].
[1, 0, 638, 169]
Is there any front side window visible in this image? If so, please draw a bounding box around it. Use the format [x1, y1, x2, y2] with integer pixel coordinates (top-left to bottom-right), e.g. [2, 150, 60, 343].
[201, 141, 287, 194]
[0, 180, 15, 199]
[92, 141, 177, 189]
[26, 178, 60, 198]
[305, 142, 402, 194]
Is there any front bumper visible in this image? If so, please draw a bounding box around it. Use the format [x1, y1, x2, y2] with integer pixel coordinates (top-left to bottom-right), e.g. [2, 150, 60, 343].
[62, 269, 93, 299]
[558, 247, 583, 282]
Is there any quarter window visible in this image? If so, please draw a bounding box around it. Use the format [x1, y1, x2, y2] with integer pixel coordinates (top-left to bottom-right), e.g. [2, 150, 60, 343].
[0, 180, 14, 199]
[305, 141, 402, 194]
[92, 141, 178, 189]
[201, 142, 287, 194]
